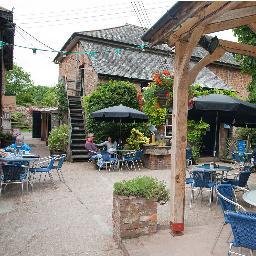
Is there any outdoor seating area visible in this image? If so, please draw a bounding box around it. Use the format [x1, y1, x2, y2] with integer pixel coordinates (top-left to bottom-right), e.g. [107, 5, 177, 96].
[0, 144, 66, 194]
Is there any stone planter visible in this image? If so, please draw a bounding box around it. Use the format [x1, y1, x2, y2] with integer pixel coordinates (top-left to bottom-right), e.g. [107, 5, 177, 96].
[112, 194, 157, 245]
[143, 144, 171, 169]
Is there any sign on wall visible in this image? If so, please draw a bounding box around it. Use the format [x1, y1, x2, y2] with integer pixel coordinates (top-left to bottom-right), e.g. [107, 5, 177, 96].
[2, 96, 16, 112]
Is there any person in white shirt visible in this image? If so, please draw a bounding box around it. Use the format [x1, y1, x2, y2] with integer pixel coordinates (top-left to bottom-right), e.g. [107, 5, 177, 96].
[96, 136, 117, 153]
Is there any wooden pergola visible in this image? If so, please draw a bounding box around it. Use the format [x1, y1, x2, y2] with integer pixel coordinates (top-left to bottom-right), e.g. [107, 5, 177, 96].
[142, 1, 256, 235]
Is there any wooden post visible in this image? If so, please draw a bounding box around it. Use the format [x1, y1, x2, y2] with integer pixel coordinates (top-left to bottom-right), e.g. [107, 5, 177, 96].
[170, 41, 190, 235]
[169, 27, 204, 235]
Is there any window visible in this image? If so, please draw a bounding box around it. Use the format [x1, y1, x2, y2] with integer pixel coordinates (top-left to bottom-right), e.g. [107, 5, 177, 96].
[164, 115, 172, 138]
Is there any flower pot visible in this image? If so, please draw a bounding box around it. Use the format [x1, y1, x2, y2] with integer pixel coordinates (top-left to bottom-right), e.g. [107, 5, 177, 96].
[112, 194, 157, 245]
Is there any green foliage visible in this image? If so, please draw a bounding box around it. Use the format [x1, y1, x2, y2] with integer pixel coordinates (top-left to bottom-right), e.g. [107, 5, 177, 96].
[11, 111, 30, 129]
[233, 26, 256, 102]
[48, 124, 69, 152]
[113, 176, 170, 205]
[187, 120, 209, 162]
[142, 84, 168, 127]
[191, 84, 238, 98]
[55, 83, 68, 120]
[83, 80, 139, 142]
[235, 127, 256, 148]
[126, 128, 149, 150]
[6, 64, 58, 107]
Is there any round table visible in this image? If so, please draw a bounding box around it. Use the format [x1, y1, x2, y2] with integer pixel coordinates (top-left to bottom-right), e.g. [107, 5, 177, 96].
[243, 190, 256, 206]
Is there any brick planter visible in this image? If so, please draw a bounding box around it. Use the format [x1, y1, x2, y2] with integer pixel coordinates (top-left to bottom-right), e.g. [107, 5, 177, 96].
[143, 144, 171, 169]
[112, 194, 157, 245]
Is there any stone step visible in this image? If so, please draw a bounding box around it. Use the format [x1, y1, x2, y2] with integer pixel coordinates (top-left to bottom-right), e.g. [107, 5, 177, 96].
[69, 105, 82, 110]
[72, 149, 88, 155]
[72, 155, 90, 161]
[71, 123, 84, 129]
[72, 129, 85, 134]
[71, 143, 85, 149]
[71, 118, 84, 124]
[70, 109, 83, 113]
[70, 113, 83, 118]
[71, 139, 85, 144]
[68, 96, 81, 99]
[71, 133, 85, 138]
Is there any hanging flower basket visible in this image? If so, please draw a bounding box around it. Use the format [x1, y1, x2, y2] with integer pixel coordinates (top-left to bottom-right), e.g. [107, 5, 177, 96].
[155, 90, 172, 107]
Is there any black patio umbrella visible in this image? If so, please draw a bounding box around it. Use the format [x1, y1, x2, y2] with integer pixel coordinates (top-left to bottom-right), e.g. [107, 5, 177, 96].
[91, 104, 148, 140]
[187, 94, 256, 160]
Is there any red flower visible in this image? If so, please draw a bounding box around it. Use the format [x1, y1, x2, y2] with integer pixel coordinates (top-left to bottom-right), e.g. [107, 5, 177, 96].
[165, 91, 170, 97]
[162, 70, 170, 76]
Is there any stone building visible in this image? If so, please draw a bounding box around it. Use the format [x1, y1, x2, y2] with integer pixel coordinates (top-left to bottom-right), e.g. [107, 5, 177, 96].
[0, 7, 15, 131]
[54, 24, 251, 160]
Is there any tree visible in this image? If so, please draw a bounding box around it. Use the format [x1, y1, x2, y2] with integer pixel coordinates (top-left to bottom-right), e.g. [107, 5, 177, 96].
[6, 64, 58, 107]
[83, 80, 139, 142]
[5, 64, 34, 105]
[233, 26, 256, 102]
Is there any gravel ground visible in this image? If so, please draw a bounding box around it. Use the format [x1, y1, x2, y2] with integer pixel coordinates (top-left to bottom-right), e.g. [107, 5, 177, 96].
[0, 136, 255, 255]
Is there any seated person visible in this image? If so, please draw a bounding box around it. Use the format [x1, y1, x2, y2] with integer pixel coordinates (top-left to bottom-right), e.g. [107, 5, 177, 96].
[85, 133, 99, 158]
[96, 136, 117, 154]
[5, 134, 31, 152]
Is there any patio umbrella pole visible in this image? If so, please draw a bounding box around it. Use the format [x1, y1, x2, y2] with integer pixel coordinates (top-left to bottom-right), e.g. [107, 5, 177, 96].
[213, 112, 219, 164]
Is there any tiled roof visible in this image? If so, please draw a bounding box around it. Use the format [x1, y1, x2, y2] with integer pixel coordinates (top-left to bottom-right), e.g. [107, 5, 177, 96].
[78, 24, 239, 66]
[80, 41, 232, 90]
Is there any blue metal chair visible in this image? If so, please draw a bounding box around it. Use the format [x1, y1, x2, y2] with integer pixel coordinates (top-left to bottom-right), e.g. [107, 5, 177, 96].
[123, 150, 143, 170]
[55, 154, 66, 181]
[1, 164, 30, 194]
[225, 211, 256, 256]
[211, 184, 246, 254]
[190, 169, 216, 208]
[96, 152, 118, 171]
[223, 170, 251, 188]
[29, 157, 56, 185]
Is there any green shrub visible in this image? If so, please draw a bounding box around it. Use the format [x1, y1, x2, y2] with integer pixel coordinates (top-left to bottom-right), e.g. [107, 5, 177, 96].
[114, 176, 169, 205]
[126, 128, 149, 150]
[187, 120, 209, 162]
[83, 80, 140, 142]
[48, 124, 69, 152]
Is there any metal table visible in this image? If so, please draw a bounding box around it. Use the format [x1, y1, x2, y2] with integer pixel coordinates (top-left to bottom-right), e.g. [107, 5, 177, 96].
[243, 190, 256, 206]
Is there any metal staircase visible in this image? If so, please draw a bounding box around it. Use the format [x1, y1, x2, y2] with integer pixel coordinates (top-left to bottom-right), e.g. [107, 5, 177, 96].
[68, 96, 89, 162]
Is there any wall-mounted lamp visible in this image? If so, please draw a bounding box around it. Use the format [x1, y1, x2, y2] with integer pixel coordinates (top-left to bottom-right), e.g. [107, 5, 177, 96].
[198, 35, 219, 54]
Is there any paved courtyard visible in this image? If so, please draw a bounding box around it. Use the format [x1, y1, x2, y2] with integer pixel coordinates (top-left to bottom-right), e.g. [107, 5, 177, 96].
[0, 136, 255, 255]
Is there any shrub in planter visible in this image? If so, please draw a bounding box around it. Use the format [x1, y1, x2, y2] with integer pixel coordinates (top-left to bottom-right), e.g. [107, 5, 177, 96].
[48, 124, 69, 154]
[0, 132, 15, 148]
[112, 176, 169, 243]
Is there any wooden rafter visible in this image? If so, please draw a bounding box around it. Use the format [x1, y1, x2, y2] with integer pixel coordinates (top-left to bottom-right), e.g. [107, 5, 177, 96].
[167, 1, 241, 46]
[204, 5, 256, 33]
[219, 39, 256, 57]
[187, 47, 226, 85]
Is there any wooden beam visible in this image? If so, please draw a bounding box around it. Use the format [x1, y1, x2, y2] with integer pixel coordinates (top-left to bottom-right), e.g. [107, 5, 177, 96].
[167, 1, 240, 46]
[169, 27, 204, 235]
[248, 23, 256, 33]
[205, 6, 256, 33]
[219, 39, 256, 57]
[187, 47, 226, 85]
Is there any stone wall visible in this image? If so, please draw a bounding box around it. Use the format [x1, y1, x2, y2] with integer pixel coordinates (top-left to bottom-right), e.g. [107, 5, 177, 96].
[143, 145, 172, 169]
[58, 43, 99, 96]
[208, 65, 251, 99]
[112, 195, 157, 245]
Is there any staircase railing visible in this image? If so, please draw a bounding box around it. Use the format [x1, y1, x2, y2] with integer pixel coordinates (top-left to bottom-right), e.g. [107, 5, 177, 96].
[66, 96, 73, 162]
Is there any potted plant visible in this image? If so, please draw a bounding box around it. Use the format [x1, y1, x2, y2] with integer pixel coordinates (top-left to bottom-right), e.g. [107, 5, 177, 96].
[112, 176, 169, 244]
[0, 131, 15, 148]
[48, 124, 69, 155]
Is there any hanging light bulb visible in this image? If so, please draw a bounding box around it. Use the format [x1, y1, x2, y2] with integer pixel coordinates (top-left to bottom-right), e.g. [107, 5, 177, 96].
[32, 48, 37, 54]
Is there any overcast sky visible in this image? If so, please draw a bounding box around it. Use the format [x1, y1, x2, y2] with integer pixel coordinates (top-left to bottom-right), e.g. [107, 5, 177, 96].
[1, 0, 237, 86]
